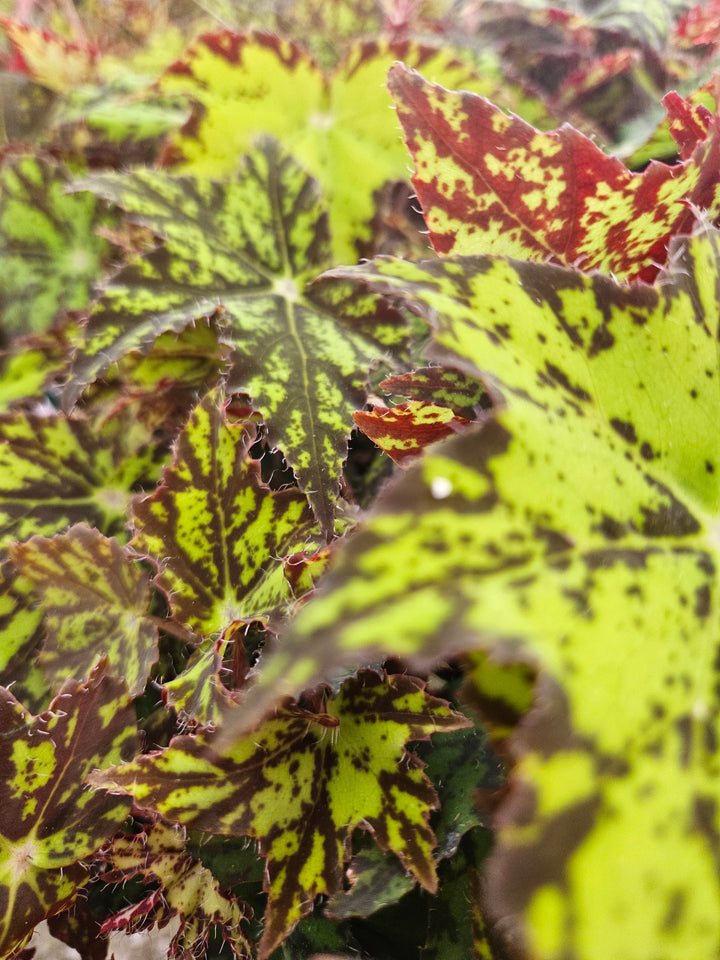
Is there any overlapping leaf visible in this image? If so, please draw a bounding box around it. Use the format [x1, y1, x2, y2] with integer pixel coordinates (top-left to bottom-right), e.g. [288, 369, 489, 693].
[387, 63, 720, 281]
[131, 393, 319, 635]
[89, 671, 470, 958]
[99, 818, 252, 958]
[0, 410, 158, 548]
[0, 660, 135, 956]
[354, 400, 474, 464]
[158, 31, 548, 263]
[222, 223, 720, 958]
[0, 155, 111, 337]
[66, 140, 407, 533]
[9, 524, 158, 696]
[0, 557, 43, 684]
[380, 365, 490, 418]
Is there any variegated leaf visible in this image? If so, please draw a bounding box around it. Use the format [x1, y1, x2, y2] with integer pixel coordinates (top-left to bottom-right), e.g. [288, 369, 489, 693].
[387, 63, 720, 281]
[66, 141, 407, 534]
[0, 661, 135, 956]
[9, 524, 158, 697]
[89, 671, 470, 959]
[131, 392, 319, 636]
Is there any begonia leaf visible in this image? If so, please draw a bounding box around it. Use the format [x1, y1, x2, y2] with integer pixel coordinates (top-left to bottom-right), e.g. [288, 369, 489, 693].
[0, 557, 43, 683]
[387, 63, 720, 281]
[380, 366, 490, 419]
[0, 155, 110, 337]
[0, 410, 158, 548]
[98, 818, 252, 959]
[9, 524, 158, 697]
[131, 393, 319, 636]
[354, 400, 474, 464]
[0, 20, 98, 93]
[66, 141, 407, 534]
[89, 671, 470, 959]
[224, 223, 720, 958]
[0, 660, 135, 956]
[157, 31, 529, 263]
[0, 74, 57, 146]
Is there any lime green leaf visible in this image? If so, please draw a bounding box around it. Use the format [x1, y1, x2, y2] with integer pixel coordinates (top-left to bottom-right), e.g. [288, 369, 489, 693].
[90, 671, 470, 959]
[99, 818, 252, 958]
[0, 331, 69, 412]
[0, 155, 110, 336]
[386, 63, 720, 281]
[326, 839, 415, 920]
[131, 392, 318, 636]
[67, 143, 407, 533]
[0, 410, 155, 548]
[158, 31, 522, 263]
[162, 638, 234, 727]
[225, 223, 720, 958]
[0, 660, 135, 956]
[9, 524, 158, 697]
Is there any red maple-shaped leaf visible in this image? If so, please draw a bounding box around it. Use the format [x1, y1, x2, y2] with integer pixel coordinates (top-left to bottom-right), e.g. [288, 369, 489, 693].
[387, 63, 720, 282]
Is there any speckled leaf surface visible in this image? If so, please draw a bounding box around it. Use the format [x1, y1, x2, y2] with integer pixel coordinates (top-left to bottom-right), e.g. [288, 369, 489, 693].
[99, 818, 252, 958]
[380, 366, 490, 419]
[354, 400, 474, 464]
[0, 411, 156, 548]
[387, 64, 720, 281]
[67, 141, 406, 533]
[158, 31, 518, 262]
[0, 155, 110, 336]
[9, 524, 158, 697]
[90, 671, 470, 959]
[225, 224, 720, 958]
[0, 661, 135, 957]
[131, 393, 318, 635]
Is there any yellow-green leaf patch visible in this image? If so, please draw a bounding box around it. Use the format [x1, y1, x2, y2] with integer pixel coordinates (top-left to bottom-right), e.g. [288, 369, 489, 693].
[221, 224, 720, 958]
[131, 393, 319, 636]
[158, 31, 525, 264]
[89, 671, 470, 958]
[9, 524, 158, 697]
[0, 660, 135, 957]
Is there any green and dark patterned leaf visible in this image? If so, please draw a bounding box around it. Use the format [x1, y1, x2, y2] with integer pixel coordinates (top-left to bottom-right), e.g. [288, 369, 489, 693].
[66, 141, 407, 533]
[0, 557, 43, 684]
[90, 671, 470, 959]
[98, 818, 252, 958]
[0, 660, 135, 956]
[0, 155, 111, 337]
[0, 410, 156, 548]
[131, 393, 319, 636]
[9, 524, 158, 697]
[223, 224, 720, 958]
[380, 366, 491, 419]
[158, 32, 529, 263]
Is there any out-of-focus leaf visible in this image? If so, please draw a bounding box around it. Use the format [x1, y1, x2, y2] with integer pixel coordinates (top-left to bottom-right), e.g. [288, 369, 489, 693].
[66, 143, 407, 533]
[0, 155, 110, 337]
[0, 74, 57, 145]
[233, 223, 720, 960]
[131, 392, 319, 636]
[90, 671, 470, 959]
[98, 817, 252, 959]
[354, 400, 474, 465]
[0, 557, 43, 683]
[158, 31, 538, 263]
[0, 410, 156, 548]
[326, 839, 414, 920]
[0, 331, 69, 412]
[387, 63, 720, 281]
[0, 660, 135, 957]
[9, 524, 158, 697]
[0, 20, 98, 93]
